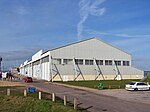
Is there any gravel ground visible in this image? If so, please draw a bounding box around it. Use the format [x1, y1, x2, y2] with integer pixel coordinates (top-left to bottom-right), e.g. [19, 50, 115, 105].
[54, 83, 150, 105]
[24, 81, 150, 112]
[1, 79, 149, 105]
[98, 89, 150, 105]
[0, 80, 24, 87]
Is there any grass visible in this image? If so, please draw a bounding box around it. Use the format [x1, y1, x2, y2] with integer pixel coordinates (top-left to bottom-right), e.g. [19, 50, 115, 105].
[55, 79, 140, 89]
[0, 87, 88, 112]
[145, 76, 150, 83]
[0, 95, 81, 112]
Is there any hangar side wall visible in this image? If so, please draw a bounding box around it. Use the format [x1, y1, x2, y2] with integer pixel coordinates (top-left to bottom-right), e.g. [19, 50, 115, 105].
[19, 38, 144, 81]
[50, 64, 143, 81]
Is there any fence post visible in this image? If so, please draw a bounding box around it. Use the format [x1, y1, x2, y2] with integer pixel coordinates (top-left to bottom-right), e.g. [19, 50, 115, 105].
[7, 89, 10, 96]
[118, 85, 121, 89]
[24, 90, 27, 97]
[74, 97, 77, 110]
[52, 93, 55, 102]
[64, 96, 67, 106]
[39, 92, 41, 100]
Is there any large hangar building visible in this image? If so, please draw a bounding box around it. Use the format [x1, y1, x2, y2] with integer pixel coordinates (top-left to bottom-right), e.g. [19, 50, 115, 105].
[19, 38, 144, 81]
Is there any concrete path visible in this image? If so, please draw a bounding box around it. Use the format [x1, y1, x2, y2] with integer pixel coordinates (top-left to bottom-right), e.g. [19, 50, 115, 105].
[24, 81, 150, 112]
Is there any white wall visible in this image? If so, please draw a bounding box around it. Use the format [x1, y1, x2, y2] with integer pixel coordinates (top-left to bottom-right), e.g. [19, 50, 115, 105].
[19, 38, 143, 81]
[50, 38, 131, 61]
[42, 62, 49, 80]
[32, 50, 43, 62]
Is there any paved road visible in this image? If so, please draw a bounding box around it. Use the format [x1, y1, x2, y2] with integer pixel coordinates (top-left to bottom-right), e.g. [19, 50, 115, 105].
[24, 81, 150, 112]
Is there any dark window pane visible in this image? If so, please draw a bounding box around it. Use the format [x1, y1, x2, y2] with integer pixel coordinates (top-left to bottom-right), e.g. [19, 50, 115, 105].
[123, 61, 130, 66]
[75, 59, 83, 65]
[105, 60, 112, 65]
[85, 60, 93, 65]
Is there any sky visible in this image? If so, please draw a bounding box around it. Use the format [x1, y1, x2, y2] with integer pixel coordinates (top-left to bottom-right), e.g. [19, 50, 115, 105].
[0, 0, 150, 71]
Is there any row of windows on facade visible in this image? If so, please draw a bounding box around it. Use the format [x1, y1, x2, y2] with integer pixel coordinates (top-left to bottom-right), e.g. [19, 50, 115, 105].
[52, 59, 130, 66]
[31, 56, 129, 66]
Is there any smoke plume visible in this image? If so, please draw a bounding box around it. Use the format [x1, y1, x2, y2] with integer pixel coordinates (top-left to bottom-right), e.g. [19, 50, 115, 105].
[77, 0, 106, 40]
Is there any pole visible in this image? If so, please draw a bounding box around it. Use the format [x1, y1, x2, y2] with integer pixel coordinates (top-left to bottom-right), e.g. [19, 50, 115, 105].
[39, 92, 41, 100]
[52, 93, 55, 102]
[0, 61, 1, 72]
[64, 96, 67, 106]
[24, 90, 27, 97]
[0, 56, 2, 72]
[7, 89, 10, 96]
[74, 97, 77, 110]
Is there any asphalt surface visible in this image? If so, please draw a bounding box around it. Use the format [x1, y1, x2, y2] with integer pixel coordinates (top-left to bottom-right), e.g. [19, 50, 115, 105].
[24, 81, 150, 112]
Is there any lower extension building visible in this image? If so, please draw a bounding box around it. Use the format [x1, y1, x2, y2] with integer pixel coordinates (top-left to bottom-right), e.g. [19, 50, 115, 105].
[19, 38, 144, 81]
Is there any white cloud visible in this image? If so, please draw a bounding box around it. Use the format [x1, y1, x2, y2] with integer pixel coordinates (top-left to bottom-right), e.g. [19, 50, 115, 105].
[85, 28, 150, 59]
[17, 6, 28, 15]
[77, 0, 106, 41]
[115, 33, 150, 38]
[85, 28, 150, 38]
[111, 36, 150, 47]
[12, 6, 29, 15]
[110, 36, 150, 57]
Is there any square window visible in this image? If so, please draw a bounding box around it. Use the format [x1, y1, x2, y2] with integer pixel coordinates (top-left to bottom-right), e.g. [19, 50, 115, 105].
[75, 59, 83, 65]
[123, 61, 130, 66]
[114, 61, 121, 66]
[53, 58, 61, 64]
[63, 59, 72, 65]
[85, 60, 93, 65]
[105, 60, 112, 65]
[96, 60, 103, 65]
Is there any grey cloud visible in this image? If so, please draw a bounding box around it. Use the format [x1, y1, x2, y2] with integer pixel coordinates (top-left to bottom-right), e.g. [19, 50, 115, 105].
[0, 48, 40, 70]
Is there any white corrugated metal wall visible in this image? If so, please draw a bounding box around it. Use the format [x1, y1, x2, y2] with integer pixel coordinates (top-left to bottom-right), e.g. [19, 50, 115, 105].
[19, 38, 144, 81]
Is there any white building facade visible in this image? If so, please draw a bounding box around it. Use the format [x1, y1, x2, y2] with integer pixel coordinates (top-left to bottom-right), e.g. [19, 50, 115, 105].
[19, 38, 144, 81]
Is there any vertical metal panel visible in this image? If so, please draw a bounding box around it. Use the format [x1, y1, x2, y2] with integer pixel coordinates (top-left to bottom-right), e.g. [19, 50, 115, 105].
[20, 38, 144, 81]
[51, 39, 131, 60]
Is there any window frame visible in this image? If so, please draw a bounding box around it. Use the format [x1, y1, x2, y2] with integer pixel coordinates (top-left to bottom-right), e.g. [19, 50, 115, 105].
[53, 58, 61, 65]
[114, 60, 121, 66]
[75, 59, 83, 65]
[123, 61, 130, 66]
[105, 60, 112, 65]
[63, 59, 72, 65]
[85, 59, 94, 65]
[96, 60, 103, 65]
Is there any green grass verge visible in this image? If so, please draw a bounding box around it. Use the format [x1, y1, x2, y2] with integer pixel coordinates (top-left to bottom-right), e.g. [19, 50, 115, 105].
[145, 76, 150, 83]
[0, 87, 87, 112]
[55, 79, 140, 89]
[0, 95, 81, 112]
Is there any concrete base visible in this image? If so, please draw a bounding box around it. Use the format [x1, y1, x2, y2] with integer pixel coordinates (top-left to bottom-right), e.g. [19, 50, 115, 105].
[51, 74, 143, 81]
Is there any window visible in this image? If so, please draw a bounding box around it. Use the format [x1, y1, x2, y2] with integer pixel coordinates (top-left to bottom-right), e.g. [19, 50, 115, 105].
[75, 59, 83, 65]
[123, 61, 130, 66]
[96, 60, 103, 65]
[42, 56, 49, 63]
[129, 82, 135, 85]
[114, 61, 121, 66]
[136, 83, 147, 86]
[33, 60, 40, 65]
[53, 58, 61, 64]
[105, 60, 112, 65]
[63, 59, 72, 65]
[85, 60, 93, 65]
